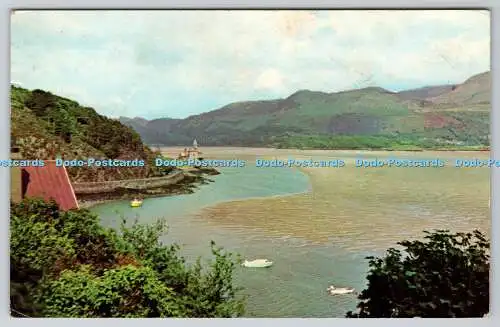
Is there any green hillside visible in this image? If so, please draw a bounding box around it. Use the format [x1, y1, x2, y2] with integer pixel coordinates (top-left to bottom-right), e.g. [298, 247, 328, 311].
[10, 86, 171, 182]
[429, 71, 491, 105]
[121, 71, 491, 150]
[396, 85, 455, 100]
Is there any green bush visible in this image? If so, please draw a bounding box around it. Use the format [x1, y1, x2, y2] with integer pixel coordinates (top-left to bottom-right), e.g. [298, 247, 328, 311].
[346, 230, 489, 318]
[24, 89, 57, 116]
[39, 265, 182, 317]
[10, 198, 245, 318]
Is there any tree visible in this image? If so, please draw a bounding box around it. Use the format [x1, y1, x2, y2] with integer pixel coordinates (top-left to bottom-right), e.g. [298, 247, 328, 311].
[38, 265, 183, 317]
[10, 198, 245, 318]
[346, 230, 489, 318]
[50, 106, 77, 143]
[117, 217, 245, 317]
[10, 201, 76, 317]
[24, 89, 56, 116]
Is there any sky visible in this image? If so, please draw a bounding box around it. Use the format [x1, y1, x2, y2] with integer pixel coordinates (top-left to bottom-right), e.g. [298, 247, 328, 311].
[11, 10, 490, 119]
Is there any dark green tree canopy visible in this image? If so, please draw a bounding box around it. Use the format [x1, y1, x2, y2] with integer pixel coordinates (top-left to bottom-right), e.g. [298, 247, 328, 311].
[347, 230, 489, 318]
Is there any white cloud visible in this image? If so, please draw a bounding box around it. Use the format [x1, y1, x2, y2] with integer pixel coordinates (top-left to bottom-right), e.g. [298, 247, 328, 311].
[255, 68, 284, 90]
[10, 10, 491, 118]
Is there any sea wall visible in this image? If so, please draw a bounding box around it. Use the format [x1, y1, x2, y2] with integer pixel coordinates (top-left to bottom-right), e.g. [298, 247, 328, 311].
[72, 171, 185, 195]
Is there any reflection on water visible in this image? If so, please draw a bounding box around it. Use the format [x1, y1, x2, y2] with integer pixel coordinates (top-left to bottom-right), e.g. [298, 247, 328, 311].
[94, 148, 490, 317]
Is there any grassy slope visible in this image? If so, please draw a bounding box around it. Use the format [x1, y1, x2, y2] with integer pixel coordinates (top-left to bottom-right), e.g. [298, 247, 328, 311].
[121, 71, 491, 149]
[10, 86, 170, 182]
[428, 71, 491, 105]
[396, 85, 456, 100]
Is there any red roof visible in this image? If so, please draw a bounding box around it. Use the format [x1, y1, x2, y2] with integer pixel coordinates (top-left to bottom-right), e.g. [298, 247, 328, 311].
[22, 160, 79, 211]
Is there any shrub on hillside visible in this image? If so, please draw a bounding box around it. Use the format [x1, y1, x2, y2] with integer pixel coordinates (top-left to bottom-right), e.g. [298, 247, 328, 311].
[10, 198, 245, 318]
[24, 89, 57, 116]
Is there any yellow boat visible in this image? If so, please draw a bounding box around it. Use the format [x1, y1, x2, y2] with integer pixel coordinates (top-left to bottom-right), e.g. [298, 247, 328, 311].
[130, 199, 143, 207]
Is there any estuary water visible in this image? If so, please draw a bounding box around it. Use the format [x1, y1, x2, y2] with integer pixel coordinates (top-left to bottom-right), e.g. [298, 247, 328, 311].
[92, 148, 490, 317]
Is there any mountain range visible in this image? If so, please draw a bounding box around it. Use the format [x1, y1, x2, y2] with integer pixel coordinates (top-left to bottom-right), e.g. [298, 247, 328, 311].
[121, 71, 488, 149]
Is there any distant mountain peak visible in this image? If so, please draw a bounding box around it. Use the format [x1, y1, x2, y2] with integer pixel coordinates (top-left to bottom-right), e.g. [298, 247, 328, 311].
[427, 70, 491, 105]
[117, 70, 489, 147]
[356, 86, 394, 94]
[397, 85, 456, 101]
[462, 70, 490, 84]
[287, 89, 327, 99]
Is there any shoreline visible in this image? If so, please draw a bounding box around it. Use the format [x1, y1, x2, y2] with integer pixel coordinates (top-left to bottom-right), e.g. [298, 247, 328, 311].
[76, 146, 490, 211]
[76, 167, 219, 209]
[78, 188, 197, 209]
[159, 145, 490, 153]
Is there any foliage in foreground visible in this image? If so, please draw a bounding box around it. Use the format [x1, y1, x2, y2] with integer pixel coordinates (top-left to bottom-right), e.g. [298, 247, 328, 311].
[346, 230, 490, 318]
[10, 198, 245, 317]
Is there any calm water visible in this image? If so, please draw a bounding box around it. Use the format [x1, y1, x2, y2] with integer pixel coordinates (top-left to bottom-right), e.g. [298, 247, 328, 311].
[92, 148, 491, 318]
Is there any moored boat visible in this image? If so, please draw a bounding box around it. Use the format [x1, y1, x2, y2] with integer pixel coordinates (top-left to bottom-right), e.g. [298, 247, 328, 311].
[327, 285, 355, 295]
[242, 259, 273, 268]
[130, 199, 143, 207]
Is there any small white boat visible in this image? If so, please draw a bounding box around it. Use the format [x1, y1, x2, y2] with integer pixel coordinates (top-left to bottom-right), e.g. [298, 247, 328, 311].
[327, 285, 355, 295]
[242, 259, 273, 268]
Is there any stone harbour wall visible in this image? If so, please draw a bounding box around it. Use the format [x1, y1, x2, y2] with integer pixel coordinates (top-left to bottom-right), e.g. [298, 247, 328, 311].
[72, 171, 185, 194]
